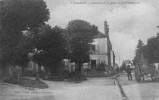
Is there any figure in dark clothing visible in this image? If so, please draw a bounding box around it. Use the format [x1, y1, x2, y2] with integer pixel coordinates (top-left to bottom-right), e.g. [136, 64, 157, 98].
[126, 65, 133, 81]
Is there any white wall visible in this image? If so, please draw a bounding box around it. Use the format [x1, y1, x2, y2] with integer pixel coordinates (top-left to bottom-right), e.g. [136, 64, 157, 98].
[90, 37, 109, 66]
[90, 54, 108, 65]
[110, 50, 114, 67]
[93, 38, 108, 54]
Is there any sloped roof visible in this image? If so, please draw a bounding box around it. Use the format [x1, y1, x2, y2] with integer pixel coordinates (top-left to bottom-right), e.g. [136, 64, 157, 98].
[94, 31, 106, 38]
[93, 31, 112, 49]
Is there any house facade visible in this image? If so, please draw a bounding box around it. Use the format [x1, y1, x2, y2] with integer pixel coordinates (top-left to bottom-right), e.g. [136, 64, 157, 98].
[89, 21, 115, 69]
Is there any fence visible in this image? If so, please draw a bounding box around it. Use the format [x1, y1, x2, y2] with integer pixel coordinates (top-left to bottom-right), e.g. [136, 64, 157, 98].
[0, 65, 23, 78]
[0, 66, 10, 77]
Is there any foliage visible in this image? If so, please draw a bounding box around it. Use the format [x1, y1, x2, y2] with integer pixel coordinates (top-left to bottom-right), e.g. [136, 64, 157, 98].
[0, 0, 49, 67]
[133, 33, 159, 64]
[66, 20, 98, 42]
[70, 35, 90, 63]
[66, 19, 98, 71]
[145, 34, 159, 63]
[1, 0, 49, 30]
[33, 25, 68, 69]
[133, 39, 144, 65]
[0, 28, 29, 66]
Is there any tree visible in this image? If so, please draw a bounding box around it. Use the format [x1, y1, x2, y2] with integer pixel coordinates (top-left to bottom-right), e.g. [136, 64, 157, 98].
[133, 39, 144, 65]
[0, 0, 49, 79]
[120, 61, 127, 71]
[33, 25, 68, 73]
[145, 34, 159, 63]
[66, 20, 98, 42]
[66, 19, 98, 72]
[1, 0, 49, 30]
[0, 0, 49, 67]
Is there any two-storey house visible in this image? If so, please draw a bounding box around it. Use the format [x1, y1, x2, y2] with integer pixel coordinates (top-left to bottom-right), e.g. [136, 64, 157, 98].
[89, 21, 115, 69]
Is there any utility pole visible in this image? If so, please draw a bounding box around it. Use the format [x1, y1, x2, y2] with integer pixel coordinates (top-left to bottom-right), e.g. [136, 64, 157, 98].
[119, 55, 120, 67]
[0, 1, 2, 30]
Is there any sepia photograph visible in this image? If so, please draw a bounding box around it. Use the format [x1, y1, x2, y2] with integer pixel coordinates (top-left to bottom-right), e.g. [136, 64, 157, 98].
[0, 0, 159, 100]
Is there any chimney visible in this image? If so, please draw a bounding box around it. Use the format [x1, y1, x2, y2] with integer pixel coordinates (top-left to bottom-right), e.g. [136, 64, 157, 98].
[104, 21, 109, 38]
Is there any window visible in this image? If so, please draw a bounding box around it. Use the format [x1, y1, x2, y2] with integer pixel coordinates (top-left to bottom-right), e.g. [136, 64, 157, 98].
[90, 45, 95, 54]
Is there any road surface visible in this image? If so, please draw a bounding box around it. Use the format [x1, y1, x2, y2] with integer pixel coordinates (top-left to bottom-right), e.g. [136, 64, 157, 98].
[118, 73, 159, 100]
[0, 77, 122, 100]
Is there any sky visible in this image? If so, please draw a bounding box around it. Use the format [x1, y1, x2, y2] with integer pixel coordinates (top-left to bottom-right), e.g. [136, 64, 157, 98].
[44, 0, 159, 65]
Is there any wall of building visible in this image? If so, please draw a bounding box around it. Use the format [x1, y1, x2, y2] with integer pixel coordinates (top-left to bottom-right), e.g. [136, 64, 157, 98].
[92, 38, 108, 54]
[110, 50, 114, 67]
[90, 54, 108, 66]
[89, 21, 116, 69]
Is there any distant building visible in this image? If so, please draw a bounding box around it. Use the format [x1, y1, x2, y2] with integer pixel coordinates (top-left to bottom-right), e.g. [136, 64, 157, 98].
[63, 59, 76, 73]
[122, 60, 134, 69]
[89, 21, 115, 69]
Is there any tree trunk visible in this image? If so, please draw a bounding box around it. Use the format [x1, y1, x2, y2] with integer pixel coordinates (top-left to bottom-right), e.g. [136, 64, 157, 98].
[78, 65, 81, 73]
[22, 67, 25, 77]
[17, 73, 19, 81]
[9, 66, 13, 79]
[78, 63, 82, 73]
[77, 62, 83, 78]
[36, 73, 39, 80]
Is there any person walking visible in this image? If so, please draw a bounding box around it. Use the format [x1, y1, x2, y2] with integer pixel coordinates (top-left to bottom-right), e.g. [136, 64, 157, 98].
[126, 65, 133, 81]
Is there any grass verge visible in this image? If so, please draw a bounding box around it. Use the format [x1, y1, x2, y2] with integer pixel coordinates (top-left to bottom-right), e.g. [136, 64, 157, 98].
[4, 78, 48, 89]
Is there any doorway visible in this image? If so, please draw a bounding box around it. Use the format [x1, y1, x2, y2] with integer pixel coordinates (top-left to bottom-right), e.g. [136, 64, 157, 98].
[91, 60, 96, 69]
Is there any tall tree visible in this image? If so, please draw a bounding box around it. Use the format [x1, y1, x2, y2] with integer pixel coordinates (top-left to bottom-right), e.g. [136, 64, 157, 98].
[66, 19, 98, 72]
[1, 0, 49, 30]
[133, 39, 144, 65]
[0, 0, 49, 67]
[33, 25, 68, 73]
[145, 34, 159, 63]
